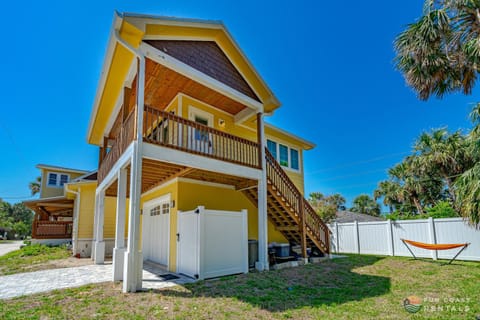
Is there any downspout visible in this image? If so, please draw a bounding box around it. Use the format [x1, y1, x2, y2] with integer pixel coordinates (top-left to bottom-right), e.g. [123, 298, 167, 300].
[65, 184, 80, 256]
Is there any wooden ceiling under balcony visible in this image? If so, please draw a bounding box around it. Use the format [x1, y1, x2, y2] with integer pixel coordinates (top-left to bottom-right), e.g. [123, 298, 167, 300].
[144, 58, 248, 115]
[105, 158, 255, 197]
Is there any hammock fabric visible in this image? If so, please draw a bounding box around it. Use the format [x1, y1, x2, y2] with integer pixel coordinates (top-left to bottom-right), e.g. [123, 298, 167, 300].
[401, 239, 470, 264]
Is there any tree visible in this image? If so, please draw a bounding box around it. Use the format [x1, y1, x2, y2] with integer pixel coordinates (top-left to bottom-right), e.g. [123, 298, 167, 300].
[0, 200, 34, 237]
[374, 180, 403, 213]
[394, 1, 480, 100]
[350, 194, 381, 216]
[308, 192, 346, 223]
[29, 176, 41, 196]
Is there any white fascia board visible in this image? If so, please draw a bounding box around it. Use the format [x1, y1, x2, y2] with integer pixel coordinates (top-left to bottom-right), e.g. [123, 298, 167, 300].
[87, 13, 124, 146]
[234, 107, 256, 124]
[36, 164, 89, 175]
[140, 42, 263, 113]
[96, 142, 135, 193]
[142, 143, 262, 181]
[265, 123, 316, 149]
[123, 13, 223, 30]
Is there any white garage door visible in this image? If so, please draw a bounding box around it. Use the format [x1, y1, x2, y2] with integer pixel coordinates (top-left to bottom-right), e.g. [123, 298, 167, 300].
[142, 196, 170, 266]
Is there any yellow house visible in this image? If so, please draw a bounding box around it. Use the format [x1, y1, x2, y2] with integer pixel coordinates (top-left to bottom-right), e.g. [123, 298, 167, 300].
[24, 165, 89, 244]
[36, 12, 330, 293]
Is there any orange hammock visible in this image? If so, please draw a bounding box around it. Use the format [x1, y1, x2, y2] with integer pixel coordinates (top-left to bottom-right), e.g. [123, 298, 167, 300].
[401, 239, 470, 264]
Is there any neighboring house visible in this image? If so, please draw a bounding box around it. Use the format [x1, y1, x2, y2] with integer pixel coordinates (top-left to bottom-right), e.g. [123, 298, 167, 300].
[24, 165, 90, 245]
[28, 12, 330, 293]
[334, 211, 386, 223]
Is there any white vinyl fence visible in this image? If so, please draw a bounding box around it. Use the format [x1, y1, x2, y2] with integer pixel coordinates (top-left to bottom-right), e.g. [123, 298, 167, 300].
[329, 218, 480, 261]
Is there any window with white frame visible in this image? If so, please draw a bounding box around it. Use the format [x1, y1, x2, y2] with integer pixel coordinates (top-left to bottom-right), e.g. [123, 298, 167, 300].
[47, 173, 70, 188]
[266, 139, 300, 171]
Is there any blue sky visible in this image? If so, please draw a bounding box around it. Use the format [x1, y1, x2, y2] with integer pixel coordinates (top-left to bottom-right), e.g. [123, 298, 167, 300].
[0, 1, 478, 209]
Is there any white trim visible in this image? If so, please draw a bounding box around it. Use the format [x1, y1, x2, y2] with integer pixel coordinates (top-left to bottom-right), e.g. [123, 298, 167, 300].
[142, 143, 262, 181]
[265, 123, 315, 149]
[188, 105, 214, 127]
[142, 193, 171, 269]
[46, 172, 70, 188]
[178, 177, 235, 190]
[141, 178, 178, 198]
[180, 93, 232, 118]
[141, 42, 264, 112]
[266, 139, 301, 173]
[37, 164, 89, 175]
[234, 108, 256, 124]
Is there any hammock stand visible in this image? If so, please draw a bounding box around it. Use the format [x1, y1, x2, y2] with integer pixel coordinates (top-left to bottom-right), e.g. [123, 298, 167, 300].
[401, 239, 470, 265]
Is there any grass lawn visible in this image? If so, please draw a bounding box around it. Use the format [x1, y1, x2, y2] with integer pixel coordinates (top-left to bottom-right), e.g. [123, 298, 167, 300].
[0, 244, 71, 276]
[0, 255, 478, 319]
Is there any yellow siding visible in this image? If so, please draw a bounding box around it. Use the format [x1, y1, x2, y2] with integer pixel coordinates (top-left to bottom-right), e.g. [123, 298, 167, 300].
[39, 169, 85, 199]
[76, 183, 126, 239]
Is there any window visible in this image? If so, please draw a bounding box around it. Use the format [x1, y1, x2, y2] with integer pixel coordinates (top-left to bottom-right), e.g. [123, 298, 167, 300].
[150, 203, 170, 216]
[267, 140, 277, 159]
[266, 139, 301, 171]
[48, 173, 57, 186]
[47, 173, 70, 188]
[290, 149, 299, 170]
[279, 144, 289, 167]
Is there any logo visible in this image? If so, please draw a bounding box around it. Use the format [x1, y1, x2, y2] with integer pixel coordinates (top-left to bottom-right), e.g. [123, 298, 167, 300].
[404, 295, 422, 313]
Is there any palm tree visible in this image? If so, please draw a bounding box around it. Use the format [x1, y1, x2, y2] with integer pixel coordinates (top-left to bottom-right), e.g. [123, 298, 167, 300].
[374, 180, 402, 213]
[394, 1, 480, 100]
[350, 194, 381, 216]
[413, 128, 471, 203]
[28, 176, 41, 196]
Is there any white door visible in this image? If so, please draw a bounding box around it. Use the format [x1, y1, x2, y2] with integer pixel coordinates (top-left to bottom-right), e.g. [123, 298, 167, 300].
[177, 209, 200, 278]
[142, 196, 170, 266]
[188, 107, 213, 154]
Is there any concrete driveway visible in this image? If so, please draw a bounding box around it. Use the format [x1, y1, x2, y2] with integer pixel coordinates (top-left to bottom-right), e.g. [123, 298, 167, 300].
[0, 241, 23, 256]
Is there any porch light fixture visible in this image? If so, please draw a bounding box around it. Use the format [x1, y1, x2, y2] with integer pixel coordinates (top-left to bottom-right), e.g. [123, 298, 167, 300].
[170, 200, 175, 208]
[218, 119, 226, 128]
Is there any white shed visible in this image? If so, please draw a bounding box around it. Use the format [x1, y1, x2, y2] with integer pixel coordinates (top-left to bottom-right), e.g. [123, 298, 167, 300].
[176, 206, 248, 280]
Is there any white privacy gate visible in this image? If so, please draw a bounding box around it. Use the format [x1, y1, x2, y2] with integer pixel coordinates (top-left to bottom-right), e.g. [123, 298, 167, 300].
[142, 195, 171, 266]
[177, 206, 248, 280]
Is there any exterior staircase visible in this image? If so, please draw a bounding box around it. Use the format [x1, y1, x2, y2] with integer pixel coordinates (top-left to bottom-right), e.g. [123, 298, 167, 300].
[243, 149, 330, 256]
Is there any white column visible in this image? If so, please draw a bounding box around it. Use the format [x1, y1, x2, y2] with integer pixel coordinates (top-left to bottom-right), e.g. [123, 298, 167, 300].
[334, 222, 339, 254]
[113, 168, 127, 281]
[91, 193, 98, 260]
[256, 113, 269, 271]
[93, 189, 106, 264]
[387, 219, 394, 256]
[123, 56, 145, 293]
[428, 217, 438, 260]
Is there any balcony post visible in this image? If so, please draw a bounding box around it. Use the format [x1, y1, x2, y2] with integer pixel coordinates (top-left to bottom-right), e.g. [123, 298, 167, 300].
[123, 55, 145, 293]
[113, 167, 127, 281]
[256, 112, 269, 271]
[93, 189, 106, 264]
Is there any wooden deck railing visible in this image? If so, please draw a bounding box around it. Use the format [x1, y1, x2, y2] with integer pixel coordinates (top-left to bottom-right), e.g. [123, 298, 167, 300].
[98, 109, 136, 183]
[265, 149, 330, 253]
[143, 106, 261, 169]
[32, 221, 73, 239]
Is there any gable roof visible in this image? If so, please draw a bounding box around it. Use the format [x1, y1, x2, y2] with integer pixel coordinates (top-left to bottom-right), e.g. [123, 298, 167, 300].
[87, 12, 281, 145]
[36, 164, 89, 175]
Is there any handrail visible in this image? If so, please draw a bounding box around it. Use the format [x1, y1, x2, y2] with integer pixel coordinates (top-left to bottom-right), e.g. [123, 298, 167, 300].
[265, 148, 330, 253]
[143, 106, 261, 169]
[98, 108, 136, 183]
[32, 221, 73, 239]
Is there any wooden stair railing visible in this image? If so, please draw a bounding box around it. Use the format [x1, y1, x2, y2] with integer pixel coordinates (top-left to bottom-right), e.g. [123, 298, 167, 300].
[263, 149, 330, 254]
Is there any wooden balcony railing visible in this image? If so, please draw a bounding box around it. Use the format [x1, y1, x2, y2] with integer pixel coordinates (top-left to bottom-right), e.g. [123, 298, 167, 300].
[98, 108, 136, 183]
[265, 149, 330, 253]
[144, 106, 261, 169]
[32, 221, 73, 239]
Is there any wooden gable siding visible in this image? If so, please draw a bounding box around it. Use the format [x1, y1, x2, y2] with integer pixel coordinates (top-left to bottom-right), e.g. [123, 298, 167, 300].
[144, 40, 260, 102]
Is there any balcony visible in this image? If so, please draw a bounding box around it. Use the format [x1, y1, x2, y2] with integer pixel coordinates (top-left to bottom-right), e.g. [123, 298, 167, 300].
[32, 221, 73, 239]
[98, 106, 261, 184]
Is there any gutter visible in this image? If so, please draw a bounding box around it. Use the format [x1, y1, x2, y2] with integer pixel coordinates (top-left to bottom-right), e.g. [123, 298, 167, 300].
[65, 184, 80, 256]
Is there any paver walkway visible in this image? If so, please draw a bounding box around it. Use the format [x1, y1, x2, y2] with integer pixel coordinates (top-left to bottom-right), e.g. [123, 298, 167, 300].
[0, 261, 194, 300]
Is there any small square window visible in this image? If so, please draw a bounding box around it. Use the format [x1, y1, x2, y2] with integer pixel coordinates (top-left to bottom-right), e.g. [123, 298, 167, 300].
[290, 149, 299, 170]
[48, 173, 57, 186]
[279, 144, 289, 167]
[267, 140, 277, 159]
[60, 174, 69, 186]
